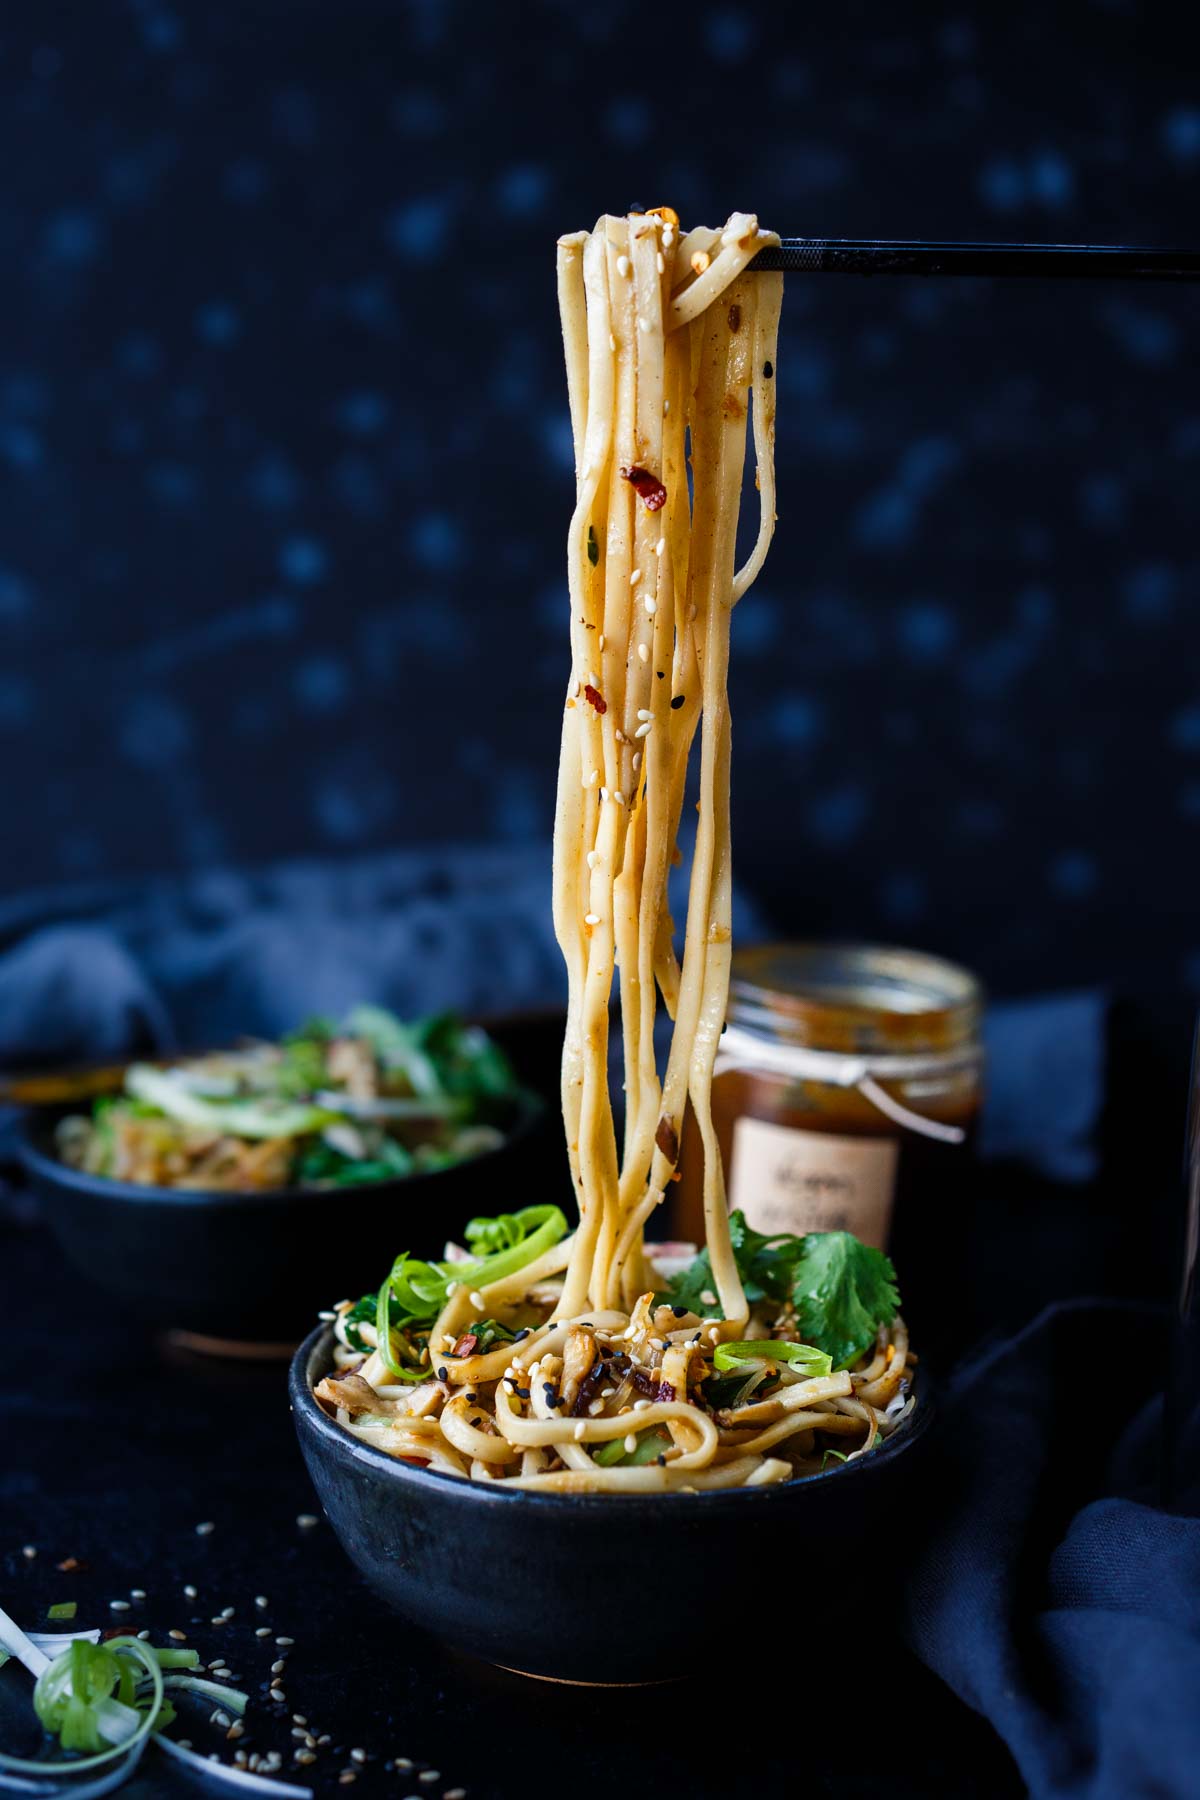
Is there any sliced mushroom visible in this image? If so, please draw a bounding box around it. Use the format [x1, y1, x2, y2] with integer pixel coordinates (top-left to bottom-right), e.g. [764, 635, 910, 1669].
[559, 1328, 597, 1411]
[314, 1373, 380, 1417]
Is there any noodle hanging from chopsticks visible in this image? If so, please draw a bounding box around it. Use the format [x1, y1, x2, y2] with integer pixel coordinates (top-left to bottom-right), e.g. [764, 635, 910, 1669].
[320, 211, 915, 1491]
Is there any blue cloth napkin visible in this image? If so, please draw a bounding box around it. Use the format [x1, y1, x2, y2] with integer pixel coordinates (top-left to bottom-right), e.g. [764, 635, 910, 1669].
[907, 1298, 1198, 1799]
[0, 840, 773, 1060]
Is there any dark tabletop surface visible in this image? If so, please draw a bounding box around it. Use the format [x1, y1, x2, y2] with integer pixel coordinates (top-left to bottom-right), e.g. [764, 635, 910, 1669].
[0, 1216, 1024, 1800]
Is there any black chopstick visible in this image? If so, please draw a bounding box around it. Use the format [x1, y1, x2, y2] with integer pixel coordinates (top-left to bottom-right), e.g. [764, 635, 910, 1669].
[747, 239, 1200, 281]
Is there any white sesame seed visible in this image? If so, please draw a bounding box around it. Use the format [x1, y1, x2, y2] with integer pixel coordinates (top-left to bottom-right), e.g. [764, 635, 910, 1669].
[598, 634, 605, 649]
[184, 1585, 197, 1599]
[609, 333, 616, 352]
[644, 596, 657, 615]
[634, 1399, 651, 1410]
[689, 603, 698, 621]
[419, 1775, 440, 1786]
[21, 1546, 36, 1560]
[628, 569, 641, 586]
[195, 1522, 215, 1536]
[632, 752, 641, 770]
[663, 399, 671, 416]
[624, 1434, 638, 1454]
[351, 1747, 367, 1763]
[708, 1327, 721, 1344]
[292, 1714, 307, 1726]
[636, 708, 653, 722]
[634, 721, 653, 738]
[169, 1630, 187, 1642]
[655, 537, 666, 556]
[616, 254, 630, 278]
[601, 1385, 615, 1397]
[599, 786, 609, 801]
[137, 1630, 151, 1640]
[588, 1399, 604, 1415]
[662, 226, 675, 248]
[587, 669, 599, 687]
[256, 1627, 271, 1637]
[586, 850, 599, 869]
[130, 1588, 146, 1600]
[586, 768, 599, 787]
[613, 789, 626, 805]
[657, 251, 665, 274]
[637, 643, 650, 663]
[700, 1289, 717, 1306]
[468, 1291, 484, 1311]
[637, 317, 650, 333]
[110, 1600, 130, 1611]
[221, 1606, 235, 1619]
[614, 727, 627, 744]
[573, 1421, 587, 1440]
[271, 1660, 286, 1673]
[584, 913, 600, 926]
[276, 1636, 295, 1646]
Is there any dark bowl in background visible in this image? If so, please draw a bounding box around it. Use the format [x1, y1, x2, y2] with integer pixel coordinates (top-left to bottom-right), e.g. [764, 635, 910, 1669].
[18, 1087, 554, 1345]
[291, 1323, 936, 1683]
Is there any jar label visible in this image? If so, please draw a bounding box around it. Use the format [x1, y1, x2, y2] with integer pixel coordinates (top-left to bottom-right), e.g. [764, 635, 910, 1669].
[729, 1117, 900, 1248]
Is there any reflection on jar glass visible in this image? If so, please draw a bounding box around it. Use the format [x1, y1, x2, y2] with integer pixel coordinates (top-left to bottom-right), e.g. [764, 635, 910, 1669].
[669, 942, 985, 1365]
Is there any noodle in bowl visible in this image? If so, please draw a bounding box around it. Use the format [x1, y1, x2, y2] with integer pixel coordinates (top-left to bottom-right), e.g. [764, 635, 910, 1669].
[291, 1322, 933, 1683]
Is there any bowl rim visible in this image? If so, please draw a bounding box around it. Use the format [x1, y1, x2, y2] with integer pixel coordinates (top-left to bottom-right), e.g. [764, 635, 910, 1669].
[16, 1085, 546, 1211]
[290, 1320, 935, 1515]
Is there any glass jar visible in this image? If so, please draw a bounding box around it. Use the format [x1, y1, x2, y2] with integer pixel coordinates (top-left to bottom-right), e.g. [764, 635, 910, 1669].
[669, 942, 985, 1361]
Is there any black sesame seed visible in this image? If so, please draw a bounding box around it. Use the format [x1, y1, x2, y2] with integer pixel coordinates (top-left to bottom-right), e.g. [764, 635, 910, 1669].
[763, 359, 774, 378]
[514, 1329, 530, 1340]
[656, 669, 665, 679]
[437, 1368, 448, 1381]
[672, 1305, 688, 1316]
[657, 1454, 667, 1466]
[670, 694, 685, 710]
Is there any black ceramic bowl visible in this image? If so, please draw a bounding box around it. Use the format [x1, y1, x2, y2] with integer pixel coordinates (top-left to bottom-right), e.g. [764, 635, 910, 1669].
[291, 1323, 936, 1683]
[18, 1090, 551, 1347]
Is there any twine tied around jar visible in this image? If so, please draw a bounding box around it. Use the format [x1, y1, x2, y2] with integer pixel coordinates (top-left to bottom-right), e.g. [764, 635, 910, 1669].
[713, 1024, 984, 1144]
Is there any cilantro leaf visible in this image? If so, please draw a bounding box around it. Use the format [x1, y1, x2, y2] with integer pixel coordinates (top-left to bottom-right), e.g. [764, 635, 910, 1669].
[660, 1214, 901, 1371]
[789, 1232, 899, 1369]
[660, 1210, 803, 1313]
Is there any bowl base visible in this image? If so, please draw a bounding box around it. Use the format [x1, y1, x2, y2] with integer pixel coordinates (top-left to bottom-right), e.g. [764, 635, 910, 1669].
[164, 1328, 299, 1361]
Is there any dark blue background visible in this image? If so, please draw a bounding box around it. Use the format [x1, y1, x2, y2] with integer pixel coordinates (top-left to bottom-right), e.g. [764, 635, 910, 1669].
[3, 0, 1198, 1002]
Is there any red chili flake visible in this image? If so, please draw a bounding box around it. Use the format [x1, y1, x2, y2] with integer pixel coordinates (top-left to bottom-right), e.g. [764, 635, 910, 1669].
[583, 684, 607, 715]
[56, 1557, 88, 1573]
[655, 1115, 679, 1162]
[620, 465, 667, 512]
[452, 1333, 479, 1358]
